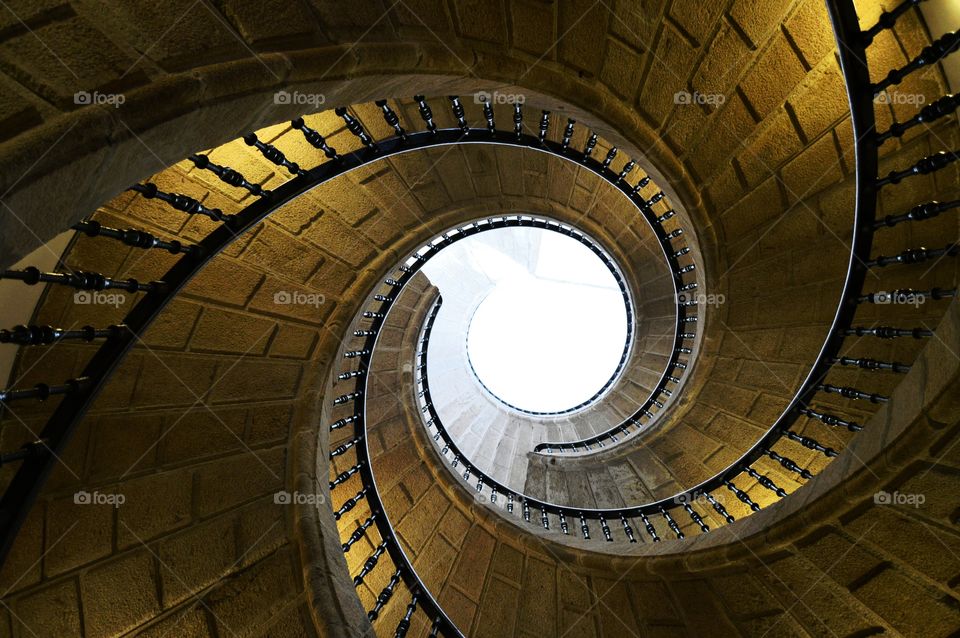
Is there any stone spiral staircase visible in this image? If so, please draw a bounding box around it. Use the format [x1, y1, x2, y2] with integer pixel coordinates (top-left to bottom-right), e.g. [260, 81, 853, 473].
[0, 1, 958, 637]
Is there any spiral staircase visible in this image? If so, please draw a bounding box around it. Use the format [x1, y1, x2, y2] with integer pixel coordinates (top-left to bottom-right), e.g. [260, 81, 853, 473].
[0, 0, 958, 636]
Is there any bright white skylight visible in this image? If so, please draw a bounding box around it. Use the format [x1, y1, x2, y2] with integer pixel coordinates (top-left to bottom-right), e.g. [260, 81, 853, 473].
[425, 226, 629, 413]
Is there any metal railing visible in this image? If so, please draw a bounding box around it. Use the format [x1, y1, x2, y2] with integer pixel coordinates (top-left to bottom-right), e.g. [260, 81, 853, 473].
[0, 1, 956, 633]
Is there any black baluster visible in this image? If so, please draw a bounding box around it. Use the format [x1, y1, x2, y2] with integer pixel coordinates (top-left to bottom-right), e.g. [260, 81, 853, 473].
[513, 103, 523, 139]
[0, 440, 47, 467]
[862, 0, 927, 45]
[368, 568, 402, 620]
[660, 506, 684, 539]
[844, 326, 932, 339]
[292, 117, 340, 160]
[540, 505, 549, 530]
[831, 356, 910, 373]
[0, 324, 124, 346]
[354, 540, 387, 586]
[243, 132, 305, 177]
[602, 147, 618, 169]
[490, 485, 498, 503]
[599, 515, 613, 541]
[745, 468, 787, 498]
[620, 513, 637, 543]
[765, 449, 813, 480]
[414, 95, 438, 134]
[579, 512, 590, 539]
[0, 376, 90, 404]
[343, 349, 370, 359]
[330, 435, 363, 459]
[334, 486, 368, 520]
[705, 492, 735, 524]
[129, 182, 232, 223]
[507, 492, 514, 513]
[874, 31, 960, 92]
[189, 154, 269, 197]
[561, 118, 575, 152]
[559, 511, 569, 534]
[660, 210, 678, 223]
[874, 199, 960, 228]
[336, 107, 378, 150]
[449, 96, 468, 134]
[330, 461, 364, 490]
[375, 99, 407, 141]
[617, 160, 636, 182]
[342, 513, 376, 552]
[876, 150, 960, 187]
[683, 504, 709, 533]
[522, 498, 530, 522]
[538, 110, 550, 142]
[799, 407, 863, 432]
[877, 94, 960, 143]
[482, 99, 495, 133]
[395, 592, 419, 638]
[630, 174, 652, 195]
[330, 414, 359, 431]
[639, 512, 659, 542]
[858, 287, 956, 304]
[1, 267, 162, 294]
[74, 220, 198, 256]
[867, 243, 958, 268]
[333, 391, 362, 405]
[784, 430, 839, 457]
[582, 133, 597, 162]
[725, 480, 761, 512]
[816, 383, 888, 403]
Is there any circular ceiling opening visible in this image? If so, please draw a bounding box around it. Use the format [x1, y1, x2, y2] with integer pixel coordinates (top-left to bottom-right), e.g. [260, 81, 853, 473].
[428, 226, 630, 414]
